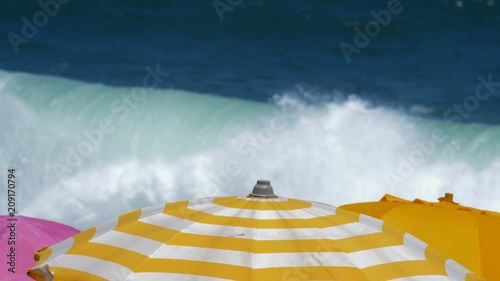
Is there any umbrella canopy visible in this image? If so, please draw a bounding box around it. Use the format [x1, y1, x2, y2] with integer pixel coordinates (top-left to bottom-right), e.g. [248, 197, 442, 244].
[28, 182, 484, 281]
[0, 215, 79, 281]
[340, 193, 500, 281]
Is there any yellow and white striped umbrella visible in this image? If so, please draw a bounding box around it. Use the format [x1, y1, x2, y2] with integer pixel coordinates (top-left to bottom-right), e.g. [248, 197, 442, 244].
[29, 181, 484, 281]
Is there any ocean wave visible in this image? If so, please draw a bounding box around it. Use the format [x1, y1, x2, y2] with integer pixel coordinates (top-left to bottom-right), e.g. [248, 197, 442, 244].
[1, 71, 499, 229]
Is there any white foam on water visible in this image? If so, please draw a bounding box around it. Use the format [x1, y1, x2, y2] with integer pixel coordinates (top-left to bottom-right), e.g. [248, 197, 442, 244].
[2, 71, 500, 229]
[20, 97, 500, 229]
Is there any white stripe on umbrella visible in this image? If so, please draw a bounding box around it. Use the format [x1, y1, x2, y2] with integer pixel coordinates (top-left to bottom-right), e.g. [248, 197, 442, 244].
[139, 214, 378, 240]
[188, 199, 336, 219]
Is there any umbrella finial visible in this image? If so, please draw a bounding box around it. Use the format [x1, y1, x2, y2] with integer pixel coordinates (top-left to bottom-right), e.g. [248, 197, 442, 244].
[249, 180, 276, 197]
[438, 193, 457, 204]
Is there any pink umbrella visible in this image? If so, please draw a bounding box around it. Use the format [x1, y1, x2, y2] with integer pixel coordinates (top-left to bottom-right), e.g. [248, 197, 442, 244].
[0, 215, 79, 281]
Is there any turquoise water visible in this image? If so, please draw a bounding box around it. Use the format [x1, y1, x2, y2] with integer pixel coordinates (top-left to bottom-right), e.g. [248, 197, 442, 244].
[1, 72, 499, 229]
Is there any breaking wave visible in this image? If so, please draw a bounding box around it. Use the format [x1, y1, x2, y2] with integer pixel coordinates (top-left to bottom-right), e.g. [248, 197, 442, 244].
[1, 71, 499, 229]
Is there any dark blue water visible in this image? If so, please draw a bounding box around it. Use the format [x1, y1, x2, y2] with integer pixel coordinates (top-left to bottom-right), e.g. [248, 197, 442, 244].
[2, 0, 500, 229]
[2, 0, 500, 122]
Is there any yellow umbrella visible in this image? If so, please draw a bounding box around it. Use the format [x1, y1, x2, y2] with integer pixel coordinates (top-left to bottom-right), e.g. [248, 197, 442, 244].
[340, 193, 500, 281]
[29, 181, 484, 281]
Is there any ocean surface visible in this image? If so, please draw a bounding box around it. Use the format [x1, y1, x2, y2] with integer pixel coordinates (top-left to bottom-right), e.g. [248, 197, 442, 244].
[1, 0, 500, 229]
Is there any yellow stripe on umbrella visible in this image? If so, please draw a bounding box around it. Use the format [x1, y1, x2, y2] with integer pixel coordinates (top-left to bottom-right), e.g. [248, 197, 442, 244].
[29, 181, 485, 281]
